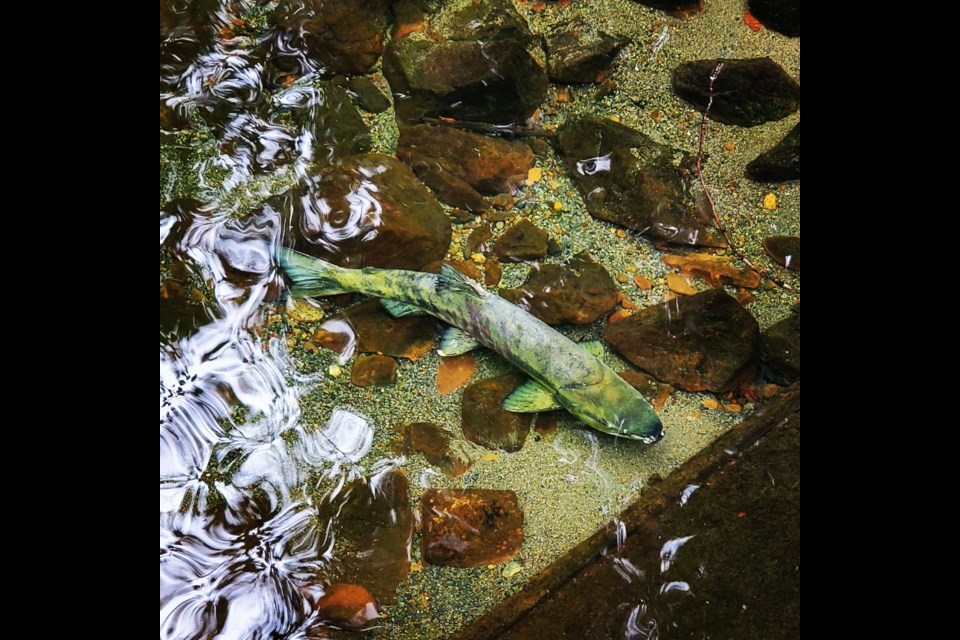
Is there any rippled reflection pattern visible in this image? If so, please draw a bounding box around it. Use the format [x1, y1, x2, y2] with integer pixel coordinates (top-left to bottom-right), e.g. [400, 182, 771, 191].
[160, 188, 376, 638]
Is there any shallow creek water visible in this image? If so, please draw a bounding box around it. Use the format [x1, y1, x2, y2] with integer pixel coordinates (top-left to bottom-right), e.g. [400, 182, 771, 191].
[161, 1, 799, 637]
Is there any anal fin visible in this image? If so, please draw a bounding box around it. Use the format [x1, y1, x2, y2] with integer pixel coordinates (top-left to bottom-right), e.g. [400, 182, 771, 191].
[438, 327, 480, 356]
[502, 379, 561, 413]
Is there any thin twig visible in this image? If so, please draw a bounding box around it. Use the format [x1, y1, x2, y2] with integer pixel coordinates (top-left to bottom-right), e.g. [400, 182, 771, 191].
[696, 62, 797, 293]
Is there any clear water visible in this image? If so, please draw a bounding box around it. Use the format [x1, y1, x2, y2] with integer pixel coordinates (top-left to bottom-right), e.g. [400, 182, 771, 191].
[161, 1, 799, 637]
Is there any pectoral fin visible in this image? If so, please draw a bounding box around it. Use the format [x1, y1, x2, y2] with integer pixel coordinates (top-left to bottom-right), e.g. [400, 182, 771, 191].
[502, 380, 562, 413]
[581, 340, 605, 360]
[438, 327, 480, 356]
[381, 299, 427, 318]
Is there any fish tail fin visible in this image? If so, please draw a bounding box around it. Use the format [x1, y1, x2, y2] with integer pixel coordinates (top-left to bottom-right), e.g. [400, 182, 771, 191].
[277, 248, 353, 298]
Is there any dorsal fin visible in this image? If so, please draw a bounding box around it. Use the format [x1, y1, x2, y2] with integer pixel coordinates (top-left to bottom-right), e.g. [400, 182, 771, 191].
[436, 264, 485, 298]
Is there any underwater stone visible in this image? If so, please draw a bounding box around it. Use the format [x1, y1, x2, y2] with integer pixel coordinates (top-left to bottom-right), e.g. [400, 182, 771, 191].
[493, 220, 550, 262]
[399, 422, 476, 477]
[543, 18, 628, 84]
[348, 76, 392, 113]
[437, 353, 478, 395]
[619, 370, 672, 403]
[746, 124, 800, 182]
[270, 0, 391, 76]
[748, 0, 800, 37]
[314, 583, 380, 631]
[762, 308, 800, 382]
[285, 153, 451, 271]
[397, 125, 534, 212]
[500, 252, 618, 325]
[420, 489, 524, 567]
[557, 116, 721, 247]
[673, 58, 800, 127]
[461, 373, 533, 452]
[317, 469, 413, 604]
[603, 288, 761, 392]
[465, 224, 494, 258]
[631, 0, 704, 16]
[662, 253, 761, 289]
[333, 299, 437, 361]
[383, 0, 547, 125]
[350, 354, 398, 388]
[762, 236, 800, 271]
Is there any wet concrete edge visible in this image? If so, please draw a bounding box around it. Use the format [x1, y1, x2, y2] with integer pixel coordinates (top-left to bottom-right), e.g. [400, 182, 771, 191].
[453, 381, 801, 640]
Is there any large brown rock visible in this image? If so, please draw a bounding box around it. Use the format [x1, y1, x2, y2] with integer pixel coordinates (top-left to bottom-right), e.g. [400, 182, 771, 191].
[310, 299, 438, 362]
[762, 308, 800, 382]
[383, 0, 547, 125]
[270, 0, 391, 76]
[420, 489, 524, 567]
[493, 220, 549, 262]
[602, 289, 761, 392]
[673, 58, 800, 127]
[500, 252, 618, 325]
[397, 125, 534, 211]
[763, 236, 800, 271]
[399, 422, 476, 477]
[350, 354, 398, 388]
[543, 18, 627, 84]
[557, 116, 720, 247]
[317, 469, 413, 604]
[284, 153, 451, 271]
[314, 583, 380, 631]
[461, 374, 532, 452]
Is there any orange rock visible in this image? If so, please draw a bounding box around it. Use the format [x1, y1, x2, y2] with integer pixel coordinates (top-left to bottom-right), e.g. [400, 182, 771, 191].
[483, 257, 503, 286]
[702, 397, 721, 410]
[608, 309, 633, 324]
[437, 354, 477, 394]
[666, 273, 698, 295]
[633, 274, 652, 290]
[662, 254, 761, 289]
[315, 583, 380, 631]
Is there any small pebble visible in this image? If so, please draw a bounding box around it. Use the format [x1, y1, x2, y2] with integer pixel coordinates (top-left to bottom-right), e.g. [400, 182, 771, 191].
[762, 193, 777, 210]
[328, 364, 342, 377]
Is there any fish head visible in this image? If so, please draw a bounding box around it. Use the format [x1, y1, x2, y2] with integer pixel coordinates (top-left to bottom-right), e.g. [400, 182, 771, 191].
[569, 390, 664, 443]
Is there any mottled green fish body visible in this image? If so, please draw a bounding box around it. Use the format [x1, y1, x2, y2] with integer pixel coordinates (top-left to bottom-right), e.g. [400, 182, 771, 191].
[280, 249, 663, 443]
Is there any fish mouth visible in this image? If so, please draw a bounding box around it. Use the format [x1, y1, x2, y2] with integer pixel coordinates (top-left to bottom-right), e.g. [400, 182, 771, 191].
[630, 416, 664, 444]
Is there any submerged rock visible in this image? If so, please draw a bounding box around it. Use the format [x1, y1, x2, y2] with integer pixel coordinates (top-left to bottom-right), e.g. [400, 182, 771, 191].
[762, 308, 800, 382]
[748, 0, 800, 37]
[603, 289, 761, 392]
[746, 124, 800, 182]
[465, 224, 494, 258]
[420, 489, 524, 567]
[557, 116, 720, 246]
[383, 0, 548, 125]
[270, 0, 391, 76]
[631, 0, 704, 16]
[284, 153, 451, 271]
[318, 469, 413, 604]
[494, 220, 550, 262]
[397, 125, 534, 211]
[763, 236, 800, 271]
[311, 299, 438, 361]
[543, 19, 627, 84]
[314, 583, 380, 631]
[673, 58, 801, 127]
[461, 374, 532, 452]
[351, 354, 398, 388]
[399, 422, 476, 477]
[348, 76, 392, 113]
[437, 353, 478, 394]
[500, 252, 618, 325]
[662, 253, 761, 289]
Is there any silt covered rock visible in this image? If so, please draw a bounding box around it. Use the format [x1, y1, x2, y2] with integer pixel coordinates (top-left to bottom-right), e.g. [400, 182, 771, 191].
[310, 299, 438, 362]
[746, 124, 800, 182]
[762, 307, 800, 382]
[493, 220, 550, 262]
[351, 354, 398, 388]
[673, 58, 800, 127]
[631, 0, 704, 16]
[602, 288, 761, 392]
[500, 252, 618, 325]
[399, 422, 476, 477]
[763, 236, 800, 271]
[420, 488, 524, 567]
[461, 373, 533, 452]
[543, 18, 627, 84]
[397, 124, 534, 211]
[748, 0, 800, 37]
[557, 116, 720, 246]
[270, 0, 391, 76]
[283, 153, 451, 271]
[383, 0, 548, 125]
